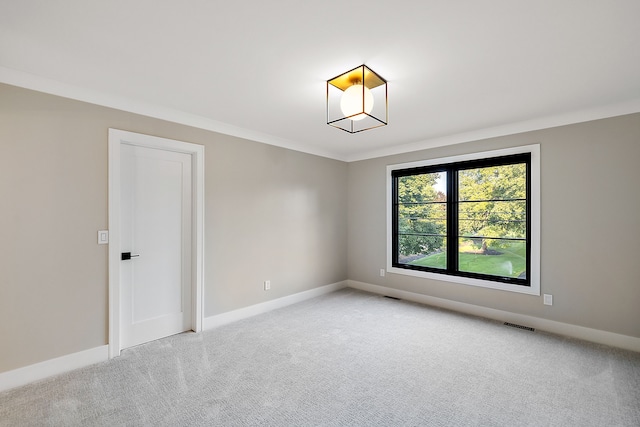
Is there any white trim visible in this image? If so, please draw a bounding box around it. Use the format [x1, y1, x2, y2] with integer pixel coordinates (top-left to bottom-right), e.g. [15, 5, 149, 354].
[108, 136, 121, 358]
[0, 345, 108, 392]
[386, 144, 541, 296]
[108, 129, 205, 358]
[347, 280, 640, 353]
[345, 98, 640, 162]
[0, 66, 342, 161]
[3, 66, 640, 164]
[204, 281, 347, 330]
[3, 282, 637, 392]
[0, 281, 342, 391]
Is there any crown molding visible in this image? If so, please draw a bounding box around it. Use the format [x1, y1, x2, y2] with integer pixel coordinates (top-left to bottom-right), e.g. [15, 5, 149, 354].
[345, 98, 640, 162]
[3, 66, 639, 164]
[0, 66, 344, 161]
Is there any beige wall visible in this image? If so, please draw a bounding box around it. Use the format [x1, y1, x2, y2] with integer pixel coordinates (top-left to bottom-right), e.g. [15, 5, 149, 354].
[0, 84, 348, 373]
[348, 113, 640, 338]
[2, 81, 639, 375]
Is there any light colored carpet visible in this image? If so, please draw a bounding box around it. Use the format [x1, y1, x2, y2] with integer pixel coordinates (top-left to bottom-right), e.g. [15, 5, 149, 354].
[1, 288, 639, 426]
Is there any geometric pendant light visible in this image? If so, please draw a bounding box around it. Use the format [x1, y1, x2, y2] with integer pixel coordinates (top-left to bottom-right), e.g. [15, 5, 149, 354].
[327, 64, 388, 133]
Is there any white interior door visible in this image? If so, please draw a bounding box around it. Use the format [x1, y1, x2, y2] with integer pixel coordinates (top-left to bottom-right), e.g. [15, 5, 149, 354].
[120, 144, 192, 349]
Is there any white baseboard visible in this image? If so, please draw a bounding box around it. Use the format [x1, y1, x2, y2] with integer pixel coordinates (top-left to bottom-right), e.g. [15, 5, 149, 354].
[204, 281, 347, 330]
[5, 279, 633, 393]
[0, 345, 109, 392]
[347, 280, 640, 353]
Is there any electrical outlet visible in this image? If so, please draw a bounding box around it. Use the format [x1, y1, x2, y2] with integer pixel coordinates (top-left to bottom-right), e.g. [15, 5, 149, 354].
[543, 294, 553, 306]
[264, 280, 271, 291]
[380, 269, 385, 277]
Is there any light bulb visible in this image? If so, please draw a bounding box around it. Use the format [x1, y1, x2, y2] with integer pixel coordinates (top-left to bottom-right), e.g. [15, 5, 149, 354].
[340, 84, 374, 121]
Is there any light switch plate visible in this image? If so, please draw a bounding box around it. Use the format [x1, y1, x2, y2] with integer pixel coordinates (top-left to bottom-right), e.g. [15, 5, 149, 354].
[543, 294, 553, 306]
[98, 230, 109, 245]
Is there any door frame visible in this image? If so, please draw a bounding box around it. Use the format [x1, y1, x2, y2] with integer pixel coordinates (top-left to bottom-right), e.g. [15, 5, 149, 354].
[108, 129, 205, 358]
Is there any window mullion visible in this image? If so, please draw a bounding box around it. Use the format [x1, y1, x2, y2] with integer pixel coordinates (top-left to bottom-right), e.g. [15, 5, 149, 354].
[447, 166, 458, 274]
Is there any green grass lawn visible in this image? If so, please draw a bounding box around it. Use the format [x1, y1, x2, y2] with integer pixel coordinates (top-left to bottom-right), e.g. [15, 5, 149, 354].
[409, 241, 526, 278]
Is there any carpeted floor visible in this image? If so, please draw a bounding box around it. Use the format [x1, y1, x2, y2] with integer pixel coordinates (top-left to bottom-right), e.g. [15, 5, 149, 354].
[1, 288, 639, 426]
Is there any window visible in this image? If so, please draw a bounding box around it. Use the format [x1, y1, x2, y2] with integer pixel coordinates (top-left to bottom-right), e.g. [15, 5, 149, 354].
[387, 145, 540, 295]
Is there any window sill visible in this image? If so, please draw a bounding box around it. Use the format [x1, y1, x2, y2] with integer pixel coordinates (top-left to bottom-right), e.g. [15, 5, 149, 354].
[386, 266, 540, 295]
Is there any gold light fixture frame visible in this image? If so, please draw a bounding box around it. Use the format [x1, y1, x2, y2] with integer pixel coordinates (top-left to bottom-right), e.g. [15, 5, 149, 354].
[327, 64, 388, 133]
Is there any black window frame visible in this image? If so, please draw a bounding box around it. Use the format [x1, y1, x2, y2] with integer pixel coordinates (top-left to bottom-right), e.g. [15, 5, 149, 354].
[391, 153, 531, 287]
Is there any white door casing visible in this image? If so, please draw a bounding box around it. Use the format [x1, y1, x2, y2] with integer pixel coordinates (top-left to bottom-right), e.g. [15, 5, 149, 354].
[108, 129, 204, 358]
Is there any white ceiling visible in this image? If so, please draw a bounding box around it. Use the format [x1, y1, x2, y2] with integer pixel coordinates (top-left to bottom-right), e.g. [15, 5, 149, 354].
[2, 1, 640, 161]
